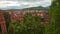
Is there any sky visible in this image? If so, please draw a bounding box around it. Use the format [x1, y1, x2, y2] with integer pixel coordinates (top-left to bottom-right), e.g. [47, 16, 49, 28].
[0, 0, 51, 10]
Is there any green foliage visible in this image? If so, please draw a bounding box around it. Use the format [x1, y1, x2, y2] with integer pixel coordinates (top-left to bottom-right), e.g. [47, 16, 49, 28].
[3, 12, 11, 30]
[8, 22, 14, 34]
[45, 0, 60, 34]
[8, 13, 45, 34]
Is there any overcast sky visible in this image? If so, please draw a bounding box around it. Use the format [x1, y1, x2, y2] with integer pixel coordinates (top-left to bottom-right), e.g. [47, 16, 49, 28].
[0, 0, 51, 10]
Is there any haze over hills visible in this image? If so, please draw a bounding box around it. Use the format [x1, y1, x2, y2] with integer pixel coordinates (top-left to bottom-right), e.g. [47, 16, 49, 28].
[0, 6, 50, 10]
[0, 0, 51, 10]
[22, 6, 50, 10]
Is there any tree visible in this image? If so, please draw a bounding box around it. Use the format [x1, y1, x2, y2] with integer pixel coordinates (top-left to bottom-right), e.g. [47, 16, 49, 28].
[51, 0, 60, 34]
[3, 12, 11, 30]
[45, 0, 60, 34]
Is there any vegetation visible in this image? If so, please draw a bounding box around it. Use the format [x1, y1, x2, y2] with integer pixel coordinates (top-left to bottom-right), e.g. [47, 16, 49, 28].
[1, 0, 60, 34]
[45, 0, 60, 34]
[7, 13, 45, 34]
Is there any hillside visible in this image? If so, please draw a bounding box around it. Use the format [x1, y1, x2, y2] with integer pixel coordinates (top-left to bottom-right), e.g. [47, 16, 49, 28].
[23, 6, 50, 10]
[1, 6, 50, 11]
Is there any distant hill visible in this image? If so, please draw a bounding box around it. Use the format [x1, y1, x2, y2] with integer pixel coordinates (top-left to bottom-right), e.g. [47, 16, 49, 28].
[22, 6, 50, 10]
[1, 6, 50, 11]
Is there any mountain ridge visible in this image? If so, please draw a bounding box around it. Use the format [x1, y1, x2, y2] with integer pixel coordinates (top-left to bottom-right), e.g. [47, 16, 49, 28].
[0, 6, 50, 10]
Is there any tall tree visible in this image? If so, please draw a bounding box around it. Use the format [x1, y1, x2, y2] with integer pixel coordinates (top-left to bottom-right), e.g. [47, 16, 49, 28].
[45, 0, 60, 34]
[52, 0, 60, 34]
[46, 0, 60, 34]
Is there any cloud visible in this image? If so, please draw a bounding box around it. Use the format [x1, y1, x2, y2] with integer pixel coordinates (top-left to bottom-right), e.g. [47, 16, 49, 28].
[0, 0, 51, 10]
[0, 1, 20, 8]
